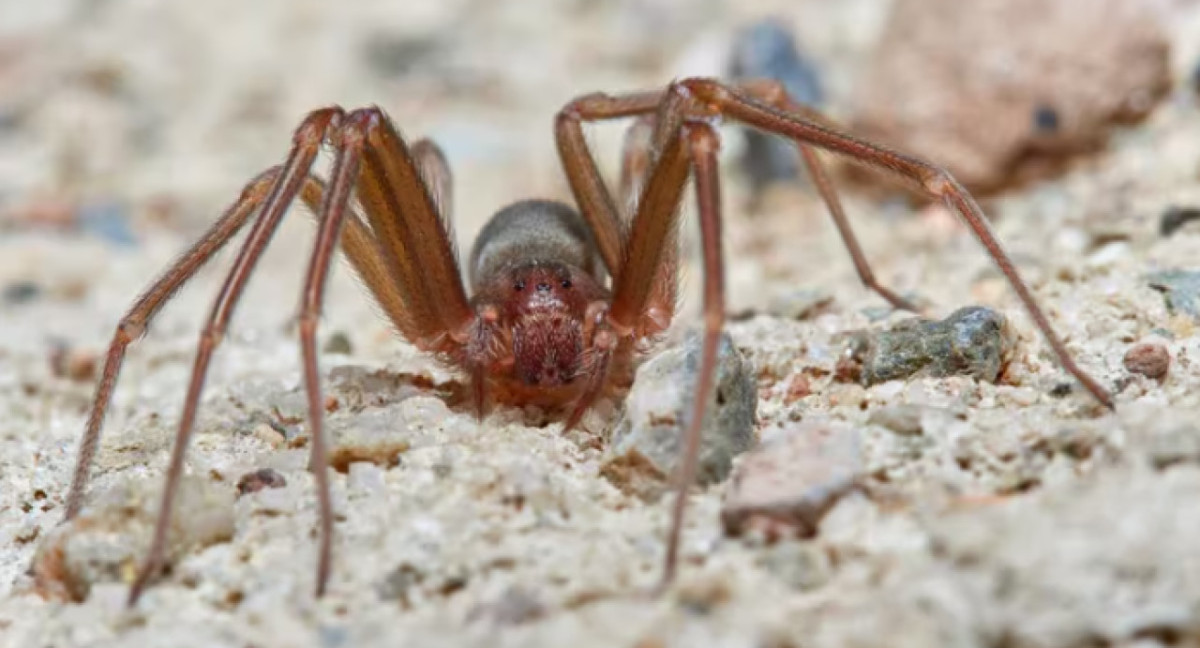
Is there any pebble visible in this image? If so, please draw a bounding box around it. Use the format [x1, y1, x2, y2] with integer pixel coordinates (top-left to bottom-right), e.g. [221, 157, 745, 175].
[47, 343, 98, 383]
[602, 332, 757, 501]
[465, 586, 546, 626]
[1122, 342, 1170, 380]
[2, 281, 41, 305]
[323, 331, 354, 355]
[1147, 270, 1200, 321]
[721, 421, 862, 540]
[235, 468, 287, 496]
[850, 307, 1014, 387]
[1159, 206, 1200, 238]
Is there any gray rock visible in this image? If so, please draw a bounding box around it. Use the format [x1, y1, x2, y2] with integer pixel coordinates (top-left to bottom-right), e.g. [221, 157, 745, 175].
[2, 280, 41, 305]
[601, 332, 757, 501]
[322, 331, 354, 355]
[1147, 270, 1200, 320]
[850, 306, 1015, 386]
[1159, 205, 1200, 237]
[466, 586, 546, 626]
[235, 468, 287, 496]
[728, 18, 824, 197]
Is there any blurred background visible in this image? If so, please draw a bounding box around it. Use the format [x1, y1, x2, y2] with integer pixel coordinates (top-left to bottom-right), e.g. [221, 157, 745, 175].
[0, 0, 896, 237]
[2, 0, 1200, 366]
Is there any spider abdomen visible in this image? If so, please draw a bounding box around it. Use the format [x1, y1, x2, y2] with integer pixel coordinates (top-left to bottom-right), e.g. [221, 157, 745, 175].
[467, 199, 606, 291]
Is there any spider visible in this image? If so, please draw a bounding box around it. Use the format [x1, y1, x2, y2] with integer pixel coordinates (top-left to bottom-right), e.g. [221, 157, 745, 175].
[59, 77, 1113, 607]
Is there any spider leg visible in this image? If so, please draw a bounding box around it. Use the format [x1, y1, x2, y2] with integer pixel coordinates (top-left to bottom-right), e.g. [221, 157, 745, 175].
[556, 90, 662, 277]
[127, 107, 342, 607]
[346, 109, 494, 412]
[67, 165, 412, 586]
[63, 168, 281, 522]
[663, 120, 725, 588]
[353, 109, 472, 347]
[682, 78, 1111, 409]
[292, 111, 474, 595]
[296, 111, 370, 598]
[735, 79, 917, 312]
[411, 138, 454, 225]
[618, 116, 655, 214]
[619, 115, 679, 335]
[79, 105, 471, 605]
[797, 143, 919, 312]
[296, 177, 413, 336]
[556, 76, 1112, 594]
[557, 88, 722, 590]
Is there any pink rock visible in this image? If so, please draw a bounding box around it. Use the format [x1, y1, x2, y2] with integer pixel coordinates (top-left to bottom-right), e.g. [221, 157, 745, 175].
[851, 0, 1171, 193]
[721, 421, 863, 540]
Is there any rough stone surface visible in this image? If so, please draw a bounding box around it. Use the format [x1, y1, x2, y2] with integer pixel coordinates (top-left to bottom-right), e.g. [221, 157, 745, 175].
[32, 477, 234, 602]
[924, 466, 1200, 648]
[603, 332, 758, 501]
[852, 0, 1172, 193]
[849, 306, 1015, 387]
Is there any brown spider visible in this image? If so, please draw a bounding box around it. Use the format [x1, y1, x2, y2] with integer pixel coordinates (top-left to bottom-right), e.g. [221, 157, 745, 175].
[60, 78, 1113, 607]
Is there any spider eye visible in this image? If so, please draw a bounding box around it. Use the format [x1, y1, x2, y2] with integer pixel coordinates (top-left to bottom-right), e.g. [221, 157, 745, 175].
[514, 280, 526, 291]
[561, 279, 572, 289]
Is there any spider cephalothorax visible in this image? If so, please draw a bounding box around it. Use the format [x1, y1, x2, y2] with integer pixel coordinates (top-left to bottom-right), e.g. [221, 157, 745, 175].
[464, 199, 621, 406]
[58, 78, 1112, 607]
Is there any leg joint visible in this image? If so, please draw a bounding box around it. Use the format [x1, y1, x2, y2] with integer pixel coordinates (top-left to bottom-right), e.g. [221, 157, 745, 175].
[921, 168, 955, 198]
[116, 319, 145, 343]
[555, 92, 610, 123]
[677, 78, 730, 109]
[297, 313, 320, 339]
[295, 107, 345, 146]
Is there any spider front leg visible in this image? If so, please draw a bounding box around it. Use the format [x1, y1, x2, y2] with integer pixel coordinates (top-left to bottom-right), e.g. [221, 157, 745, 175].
[63, 168, 280, 523]
[124, 107, 470, 605]
[292, 113, 472, 597]
[124, 108, 347, 606]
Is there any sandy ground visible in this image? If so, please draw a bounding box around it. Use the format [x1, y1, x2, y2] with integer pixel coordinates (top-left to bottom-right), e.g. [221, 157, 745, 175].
[2, 1, 1200, 646]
